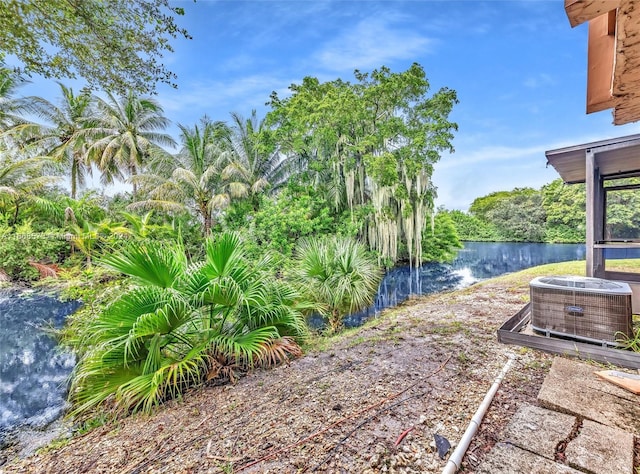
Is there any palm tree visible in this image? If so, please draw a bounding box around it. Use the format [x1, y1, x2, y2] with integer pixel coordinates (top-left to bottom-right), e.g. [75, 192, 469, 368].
[87, 91, 176, 195]
[69, 232, 309, 416]
[0, 157, 59, 226]
[65, 218, 130, 267]
[0, 64, 30, 131]
[223, 110, 292, 208]
[119, 210, 175, 240]
[130, 116, 232, 235]
[10, 83, 94, 199]
[291, 236, 382, 332]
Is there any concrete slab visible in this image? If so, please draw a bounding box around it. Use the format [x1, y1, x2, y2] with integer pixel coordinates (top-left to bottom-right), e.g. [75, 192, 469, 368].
[475, 443, 582, 474]
[502, 404, 576, 460]
[537, 357, 640, 435]
[564, 419, 634, 474]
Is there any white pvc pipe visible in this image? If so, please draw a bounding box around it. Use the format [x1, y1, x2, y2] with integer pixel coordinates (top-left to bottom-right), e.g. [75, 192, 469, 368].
[441, 353, 517, 474]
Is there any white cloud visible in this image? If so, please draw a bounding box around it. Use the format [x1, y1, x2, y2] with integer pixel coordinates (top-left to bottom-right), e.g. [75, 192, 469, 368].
[433, 130, 639, 210]
[314, 17, 433, 72]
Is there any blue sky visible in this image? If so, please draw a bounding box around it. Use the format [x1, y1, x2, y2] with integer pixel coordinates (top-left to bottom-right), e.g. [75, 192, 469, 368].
[17, 0, 640, 210]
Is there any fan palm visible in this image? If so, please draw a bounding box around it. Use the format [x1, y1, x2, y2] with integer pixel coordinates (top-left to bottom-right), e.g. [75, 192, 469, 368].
[129, 117, 232, 235]
[87, 91, 176, 195]
[69, 232, 309, 416]
[291, 236, 382, 332]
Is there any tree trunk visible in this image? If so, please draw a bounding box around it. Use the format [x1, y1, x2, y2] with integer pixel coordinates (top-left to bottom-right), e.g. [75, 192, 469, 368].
[200, 203, 212, 236]
[130, 164, 138, 197]
[71, 159, 77, 199]
[204, 213, 212, 236]
[12, 201, 20, 227]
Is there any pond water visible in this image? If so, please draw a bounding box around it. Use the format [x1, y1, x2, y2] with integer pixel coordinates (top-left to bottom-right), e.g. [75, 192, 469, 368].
[0, 291, 81, 445]
[315, 241, 591, 328]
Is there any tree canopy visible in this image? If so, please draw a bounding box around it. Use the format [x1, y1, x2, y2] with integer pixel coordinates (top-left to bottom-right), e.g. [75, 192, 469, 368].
[450, 180, 587, 243]
[267, 63, 458, 266]
[0, 0, 191, 94]
[0, 63, 464, 278]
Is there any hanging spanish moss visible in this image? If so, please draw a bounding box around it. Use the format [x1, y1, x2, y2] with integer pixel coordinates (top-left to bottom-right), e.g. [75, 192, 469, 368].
[267, 63, 458, 266]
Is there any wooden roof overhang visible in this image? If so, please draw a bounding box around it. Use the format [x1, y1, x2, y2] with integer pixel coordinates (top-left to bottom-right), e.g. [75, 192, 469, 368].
[565, 0, 640, 125]
[546, 133, 640, 183]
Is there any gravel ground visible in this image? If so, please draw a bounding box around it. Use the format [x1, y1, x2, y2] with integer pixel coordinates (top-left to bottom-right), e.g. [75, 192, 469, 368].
[2, 276, 556, 474]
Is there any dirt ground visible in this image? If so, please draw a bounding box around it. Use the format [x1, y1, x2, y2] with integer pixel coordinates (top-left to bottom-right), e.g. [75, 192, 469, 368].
[3, 276, 556, 474]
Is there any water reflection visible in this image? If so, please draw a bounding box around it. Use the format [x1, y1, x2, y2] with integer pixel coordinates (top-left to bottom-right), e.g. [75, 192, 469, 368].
[311, 242, 589, 329]
[0, 291, 81, 439]
[450, 242, 587, 280]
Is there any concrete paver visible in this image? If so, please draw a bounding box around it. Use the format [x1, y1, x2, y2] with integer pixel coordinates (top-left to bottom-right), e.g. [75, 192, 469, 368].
[564, 419, 635, 474]
[475, 443, 582, 474]
[476, 357, 638, 473]
[502, 404, 576, 460]
[537, 357, 640, 435]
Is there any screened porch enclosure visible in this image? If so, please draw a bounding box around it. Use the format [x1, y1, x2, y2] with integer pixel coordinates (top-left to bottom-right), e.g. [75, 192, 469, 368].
[546, 134, 640, 310]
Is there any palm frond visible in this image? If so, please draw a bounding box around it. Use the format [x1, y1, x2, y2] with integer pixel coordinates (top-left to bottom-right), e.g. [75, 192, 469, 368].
[209, 326, 279, 371]
[291, 236, 381, 331]
[172, 167, 199, 188]
[228, 181, 248, 198]
[255, 337, 303, 368]
[69, 232, 311, 416]
[99, 240, 187, 288]
[127, 199, 187, 214]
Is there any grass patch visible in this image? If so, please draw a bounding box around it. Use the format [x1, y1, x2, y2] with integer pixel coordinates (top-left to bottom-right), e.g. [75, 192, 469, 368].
[74, 413, 111, 436]
[37, 437, 71, 454]
[301, 260, 640, 359]
[425, 320, 469, 336]
[487, 259, 640, 288]
[457, 351, 471, 365]
[302, 307, 403, 352]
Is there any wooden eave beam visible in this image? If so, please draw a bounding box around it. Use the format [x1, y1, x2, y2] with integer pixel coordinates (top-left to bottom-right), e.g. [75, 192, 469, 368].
[586, 11, 617, 113]
[612, 0, 640, 124]
[565, 0, 620, 27]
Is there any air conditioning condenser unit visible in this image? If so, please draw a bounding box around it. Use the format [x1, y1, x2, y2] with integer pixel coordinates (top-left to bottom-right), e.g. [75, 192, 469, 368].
[530, 276, 632, 346]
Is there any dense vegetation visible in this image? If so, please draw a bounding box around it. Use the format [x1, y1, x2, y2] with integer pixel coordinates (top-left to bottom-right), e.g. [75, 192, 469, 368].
[446, 181, 587, 243]
[0, 62, 463, 284]
[69, 233, 311, 415]
[0, 62, 463, 415]
[0, 0, 190, 94]
[447, 178, 640, 243]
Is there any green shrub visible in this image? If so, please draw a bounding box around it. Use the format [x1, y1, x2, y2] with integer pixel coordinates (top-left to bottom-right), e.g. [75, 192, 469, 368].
[0, 222, 70, 280]
[290, 236, 382, 332]
[422, 212, 463, 263]
[223, 185, 336, 260]
[448, 210, 499, 241]
[68, 232, 309, 417]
